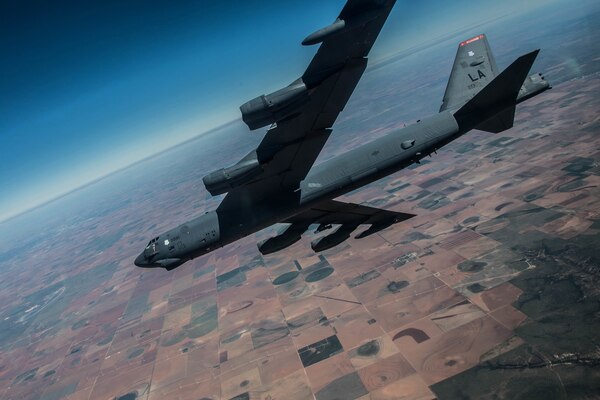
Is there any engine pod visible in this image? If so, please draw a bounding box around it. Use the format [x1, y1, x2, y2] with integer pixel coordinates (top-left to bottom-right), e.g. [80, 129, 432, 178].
[240, 78, 309, 130]
[203, 157, 263, 196]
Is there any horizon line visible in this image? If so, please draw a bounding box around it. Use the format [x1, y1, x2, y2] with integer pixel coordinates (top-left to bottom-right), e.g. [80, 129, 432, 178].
[0, 118, 240, 226]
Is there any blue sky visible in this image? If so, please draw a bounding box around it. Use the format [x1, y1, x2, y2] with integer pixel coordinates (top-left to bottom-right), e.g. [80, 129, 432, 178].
[0, 0, 565, 222]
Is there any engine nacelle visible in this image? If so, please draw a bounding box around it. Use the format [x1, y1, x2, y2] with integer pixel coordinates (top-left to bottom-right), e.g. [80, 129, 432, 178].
[240, 78, 309, 130]
[203, 157, 263, 196]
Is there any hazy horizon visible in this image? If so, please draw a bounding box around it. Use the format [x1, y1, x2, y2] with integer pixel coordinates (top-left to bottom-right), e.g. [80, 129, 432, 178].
[0, 0, 581, 222]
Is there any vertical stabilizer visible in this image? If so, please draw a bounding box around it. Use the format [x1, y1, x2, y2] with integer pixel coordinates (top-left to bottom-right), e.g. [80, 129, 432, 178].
[440, 34, 499, 112]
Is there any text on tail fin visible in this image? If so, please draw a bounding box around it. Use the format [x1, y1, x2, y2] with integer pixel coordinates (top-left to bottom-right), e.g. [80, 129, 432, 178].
[440, 34, 499, 112]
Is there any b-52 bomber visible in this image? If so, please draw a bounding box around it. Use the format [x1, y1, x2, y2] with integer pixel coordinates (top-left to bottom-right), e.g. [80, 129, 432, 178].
[135, 0, 550, 271]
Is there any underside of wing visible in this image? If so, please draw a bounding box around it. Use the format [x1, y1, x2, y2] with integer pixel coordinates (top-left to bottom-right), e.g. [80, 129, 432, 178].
[258, 199, 414, 255]
[284, 199, 414, 227]
[254, 58, 368, 190]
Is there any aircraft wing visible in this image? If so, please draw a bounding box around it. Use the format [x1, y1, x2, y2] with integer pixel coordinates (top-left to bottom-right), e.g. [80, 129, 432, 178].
[210, 0, 396, 205]
[256, 198, 414, 255]
[284, 199, 415, 238]
[254, 57, 368, 189]
[302, 0, 397, 87]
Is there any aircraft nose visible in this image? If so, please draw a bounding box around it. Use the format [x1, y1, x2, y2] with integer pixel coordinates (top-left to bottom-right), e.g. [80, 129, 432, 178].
[134, 252, 147, 267]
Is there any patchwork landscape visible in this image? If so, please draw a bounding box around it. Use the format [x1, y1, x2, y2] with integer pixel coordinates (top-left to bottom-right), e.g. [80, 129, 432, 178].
[0, 3, 598, 399]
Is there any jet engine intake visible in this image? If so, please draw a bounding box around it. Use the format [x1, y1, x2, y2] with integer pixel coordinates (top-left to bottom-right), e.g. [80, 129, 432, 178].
[240, 79, 309, 130]
[203, 158, 263, 196]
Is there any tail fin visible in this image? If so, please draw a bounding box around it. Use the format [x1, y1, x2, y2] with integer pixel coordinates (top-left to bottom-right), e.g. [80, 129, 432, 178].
[440, 34, 499, 113]
[454, 50, 540, 133]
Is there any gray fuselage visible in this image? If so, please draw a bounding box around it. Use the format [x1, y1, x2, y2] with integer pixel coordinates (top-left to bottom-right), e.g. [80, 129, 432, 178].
[134, 110, 463, 270]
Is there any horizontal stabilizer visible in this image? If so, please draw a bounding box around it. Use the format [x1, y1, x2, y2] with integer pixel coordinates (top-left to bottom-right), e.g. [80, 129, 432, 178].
[454, 49, 540, 133]
[517, 73, 551, 104]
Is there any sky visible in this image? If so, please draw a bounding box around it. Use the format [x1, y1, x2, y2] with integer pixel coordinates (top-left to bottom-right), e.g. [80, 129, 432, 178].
[0, 0, 565, 222]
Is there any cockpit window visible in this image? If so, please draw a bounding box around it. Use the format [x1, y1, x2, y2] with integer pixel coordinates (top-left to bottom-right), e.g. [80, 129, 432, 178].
[146, 237, 160, 247]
